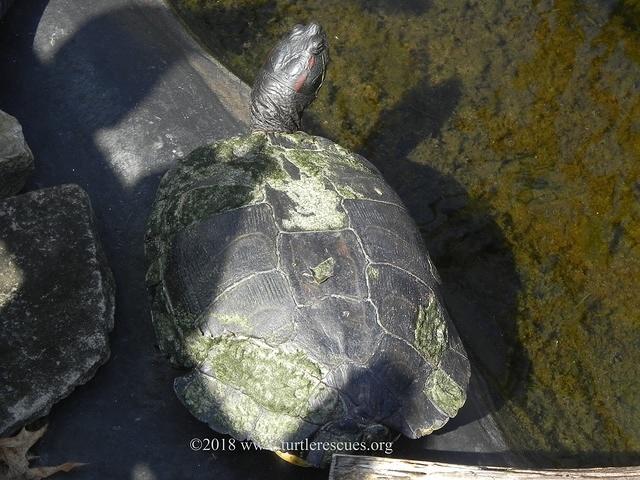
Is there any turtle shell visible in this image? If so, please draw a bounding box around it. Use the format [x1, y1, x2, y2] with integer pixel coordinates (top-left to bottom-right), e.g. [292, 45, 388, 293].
[145, 131, 470, 466]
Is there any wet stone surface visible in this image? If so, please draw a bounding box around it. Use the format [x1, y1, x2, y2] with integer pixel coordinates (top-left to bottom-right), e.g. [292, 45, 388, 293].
[0, 184, 114, 436]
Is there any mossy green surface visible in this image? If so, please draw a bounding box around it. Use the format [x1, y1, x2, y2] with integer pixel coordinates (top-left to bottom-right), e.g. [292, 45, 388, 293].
[414, 298, 448, 365]
[310, 257, 336, 284]
[175, 335, 344, 450]
[424, 368, 466, 418]
[168, 0, 640, 464]
[202, 336, 325, 416]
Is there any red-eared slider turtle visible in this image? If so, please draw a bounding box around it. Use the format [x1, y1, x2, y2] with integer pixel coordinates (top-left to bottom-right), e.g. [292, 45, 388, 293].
[145, 22, 470, 467]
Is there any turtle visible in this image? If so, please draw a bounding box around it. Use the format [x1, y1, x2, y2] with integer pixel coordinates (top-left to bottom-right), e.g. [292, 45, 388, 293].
[145, 22, 470, 467]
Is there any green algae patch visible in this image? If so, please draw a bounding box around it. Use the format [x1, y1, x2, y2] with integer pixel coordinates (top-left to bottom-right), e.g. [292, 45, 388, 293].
[414, 297, 448, 365]
[274, 132, 375, 175]
[176, 367, 331, 450]
[424, 368, 466, 418]
[201, 335, 327, 417]
[266, 171, 347, 231]
[367, 265, 380, 280]
[176, 370, 263, 442]
[261, 134, 354, 232]
[310, 257, 336, 284]
[335, 184, 363, 200]
[174, 334, 344, 449]
[183, 330, 216, 366]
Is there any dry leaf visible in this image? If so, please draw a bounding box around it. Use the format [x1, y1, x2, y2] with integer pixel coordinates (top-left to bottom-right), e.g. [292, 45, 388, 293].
[0, 425, 85, 479]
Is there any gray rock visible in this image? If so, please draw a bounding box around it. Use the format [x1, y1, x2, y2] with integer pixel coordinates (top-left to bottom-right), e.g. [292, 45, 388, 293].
[0, 184, 115, 436]
[0, 110, 34, 199]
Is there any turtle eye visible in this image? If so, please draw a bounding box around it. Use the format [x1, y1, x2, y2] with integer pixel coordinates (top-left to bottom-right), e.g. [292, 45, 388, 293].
[310, 38, 326, 54]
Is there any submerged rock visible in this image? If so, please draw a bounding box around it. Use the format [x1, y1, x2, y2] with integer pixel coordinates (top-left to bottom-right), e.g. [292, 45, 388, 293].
[0, 110, 34, 199]
[0, 184, 114, 436]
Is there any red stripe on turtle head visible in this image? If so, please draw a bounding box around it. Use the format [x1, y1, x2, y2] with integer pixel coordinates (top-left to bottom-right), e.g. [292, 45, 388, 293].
[293, 70, 309, 92]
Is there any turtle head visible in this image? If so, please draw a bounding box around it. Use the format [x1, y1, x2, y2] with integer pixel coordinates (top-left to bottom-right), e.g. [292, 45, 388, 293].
[250, 22, 329, 133]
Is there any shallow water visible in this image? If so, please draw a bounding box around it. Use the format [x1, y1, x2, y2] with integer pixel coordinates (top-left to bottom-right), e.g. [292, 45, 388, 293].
[169, 0, 640, 466]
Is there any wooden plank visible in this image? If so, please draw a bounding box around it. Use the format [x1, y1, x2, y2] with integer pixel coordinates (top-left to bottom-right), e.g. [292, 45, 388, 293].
[329, 454, 640, 479]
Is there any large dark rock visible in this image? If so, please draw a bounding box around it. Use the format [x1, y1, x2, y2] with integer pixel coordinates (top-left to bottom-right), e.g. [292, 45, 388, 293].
[0, 184, 114, 436]
[0, 110, 34, 199]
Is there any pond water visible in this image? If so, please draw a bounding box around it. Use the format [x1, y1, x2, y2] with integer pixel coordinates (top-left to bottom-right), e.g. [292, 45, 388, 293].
[168, 0, 640, 466]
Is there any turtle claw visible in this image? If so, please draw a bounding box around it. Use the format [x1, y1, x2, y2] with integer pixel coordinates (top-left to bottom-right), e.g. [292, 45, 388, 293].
[275, 450, 312, 468]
